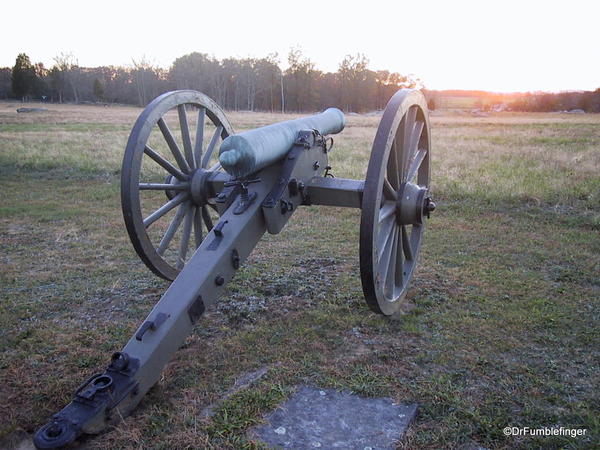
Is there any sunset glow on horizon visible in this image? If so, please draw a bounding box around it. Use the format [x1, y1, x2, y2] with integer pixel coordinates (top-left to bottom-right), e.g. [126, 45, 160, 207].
[1, 0, 598, 94]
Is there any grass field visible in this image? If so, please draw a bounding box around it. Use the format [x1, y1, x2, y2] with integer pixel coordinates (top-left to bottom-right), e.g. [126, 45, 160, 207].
[0, 101, 599, 449]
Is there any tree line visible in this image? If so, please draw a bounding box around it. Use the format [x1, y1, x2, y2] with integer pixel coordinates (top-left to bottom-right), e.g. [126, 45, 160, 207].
[507, 90, 600, 113]
[424, 89, 600, 113]
[1, 51, 421, 113]
[4, 52, 598, 113]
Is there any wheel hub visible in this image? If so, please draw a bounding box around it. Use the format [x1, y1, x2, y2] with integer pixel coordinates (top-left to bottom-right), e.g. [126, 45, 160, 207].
[189, 168, 212, 206]
[395, 182, 435, 225]
[164, 169, 212, 206]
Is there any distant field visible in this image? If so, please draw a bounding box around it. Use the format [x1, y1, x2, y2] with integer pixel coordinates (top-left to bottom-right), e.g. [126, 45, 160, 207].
[0, 102, 598, 449]
[435, 96, 483, 109]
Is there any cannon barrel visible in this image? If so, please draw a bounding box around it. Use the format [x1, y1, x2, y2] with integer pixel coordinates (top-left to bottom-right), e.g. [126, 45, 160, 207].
[219, 108, 345, 178]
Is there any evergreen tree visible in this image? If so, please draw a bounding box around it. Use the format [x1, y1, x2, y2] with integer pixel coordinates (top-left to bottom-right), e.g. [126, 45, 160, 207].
[11, 53, 37, 100]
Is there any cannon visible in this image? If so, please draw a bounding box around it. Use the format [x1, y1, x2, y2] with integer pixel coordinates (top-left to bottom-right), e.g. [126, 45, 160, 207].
[33, 89, 435, 448]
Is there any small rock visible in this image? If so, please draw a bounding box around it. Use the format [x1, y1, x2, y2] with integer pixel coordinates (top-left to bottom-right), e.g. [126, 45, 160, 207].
[0, 429, 35, 450]
[274, 426, 287, 435]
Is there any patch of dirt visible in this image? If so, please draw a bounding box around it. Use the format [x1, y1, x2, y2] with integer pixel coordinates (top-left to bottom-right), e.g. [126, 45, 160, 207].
[215, 257, 342, 326]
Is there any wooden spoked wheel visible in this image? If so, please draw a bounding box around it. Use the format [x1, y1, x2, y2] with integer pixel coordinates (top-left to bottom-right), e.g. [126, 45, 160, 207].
[360, 89, 434, 315]
[121, 90, 234, 280]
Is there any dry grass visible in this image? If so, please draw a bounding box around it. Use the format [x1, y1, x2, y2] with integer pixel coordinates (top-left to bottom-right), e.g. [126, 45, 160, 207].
[0, 101, 599, 449]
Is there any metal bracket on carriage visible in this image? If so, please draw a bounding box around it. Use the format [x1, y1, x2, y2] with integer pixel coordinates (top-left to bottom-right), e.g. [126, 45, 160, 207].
[261, 131, 328, 234]
[33, 352, 139, 449]
[222, 178, 261, 215]
[215, 182, 241, 215]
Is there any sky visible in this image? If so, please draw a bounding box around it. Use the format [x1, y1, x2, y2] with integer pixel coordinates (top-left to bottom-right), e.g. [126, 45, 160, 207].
[1, 0, 598, 93]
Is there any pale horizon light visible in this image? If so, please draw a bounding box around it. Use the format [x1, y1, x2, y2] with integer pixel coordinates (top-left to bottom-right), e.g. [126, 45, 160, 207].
[1, 0, 598, 93]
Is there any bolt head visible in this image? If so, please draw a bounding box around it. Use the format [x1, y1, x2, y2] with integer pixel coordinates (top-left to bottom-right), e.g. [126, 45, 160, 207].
[426, 199, 436, 212]
[425, 198, 436, 219]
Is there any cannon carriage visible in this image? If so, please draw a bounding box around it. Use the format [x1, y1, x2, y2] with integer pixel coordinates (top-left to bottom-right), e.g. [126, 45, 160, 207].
[34, 88, 435, 449]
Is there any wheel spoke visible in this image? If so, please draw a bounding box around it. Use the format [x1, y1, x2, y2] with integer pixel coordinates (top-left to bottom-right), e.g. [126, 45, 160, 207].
[157, 117, 191, 173]
[143, 192, 188, 228]
[406, 148, 427, 182]
[193, 206, 203, 248]
[202, 125, 224, 168]
[383, 226, 399, 297]
[383, 178, 397, 200]
[410, 121, 424, 157]
[201, 205, 213, 231]
[176, 205, 194, 269]
[395, 229, 404, 288]
[387, 140, 401, 189]
[378, 201, 395, 223]
[193, 107, 206, 168]
[177, 104, 195, 170]
[156, 201, 188, 255]
[402, 225, 413, 261]
[378, 223, 396, 277]
[377, 215, 396, 260]
[139, 183, 188, 191]
[404, 121, 424, 182]
[401, 106, 417, 179]
[144, 145, 187, 181]
[410, 224, 422, 260]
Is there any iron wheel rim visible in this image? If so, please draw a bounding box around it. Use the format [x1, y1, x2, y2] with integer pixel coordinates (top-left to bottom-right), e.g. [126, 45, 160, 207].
[359, 89, 431, 315]
[121, 90, 233, 280]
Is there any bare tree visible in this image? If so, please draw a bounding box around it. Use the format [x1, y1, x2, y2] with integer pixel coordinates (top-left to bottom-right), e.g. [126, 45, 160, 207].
[52, 53, 80, 103]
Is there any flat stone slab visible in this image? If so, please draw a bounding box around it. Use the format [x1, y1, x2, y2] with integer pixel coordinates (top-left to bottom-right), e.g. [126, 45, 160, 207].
[16, 107, 48, 113]
[252, 386, 417, 449]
